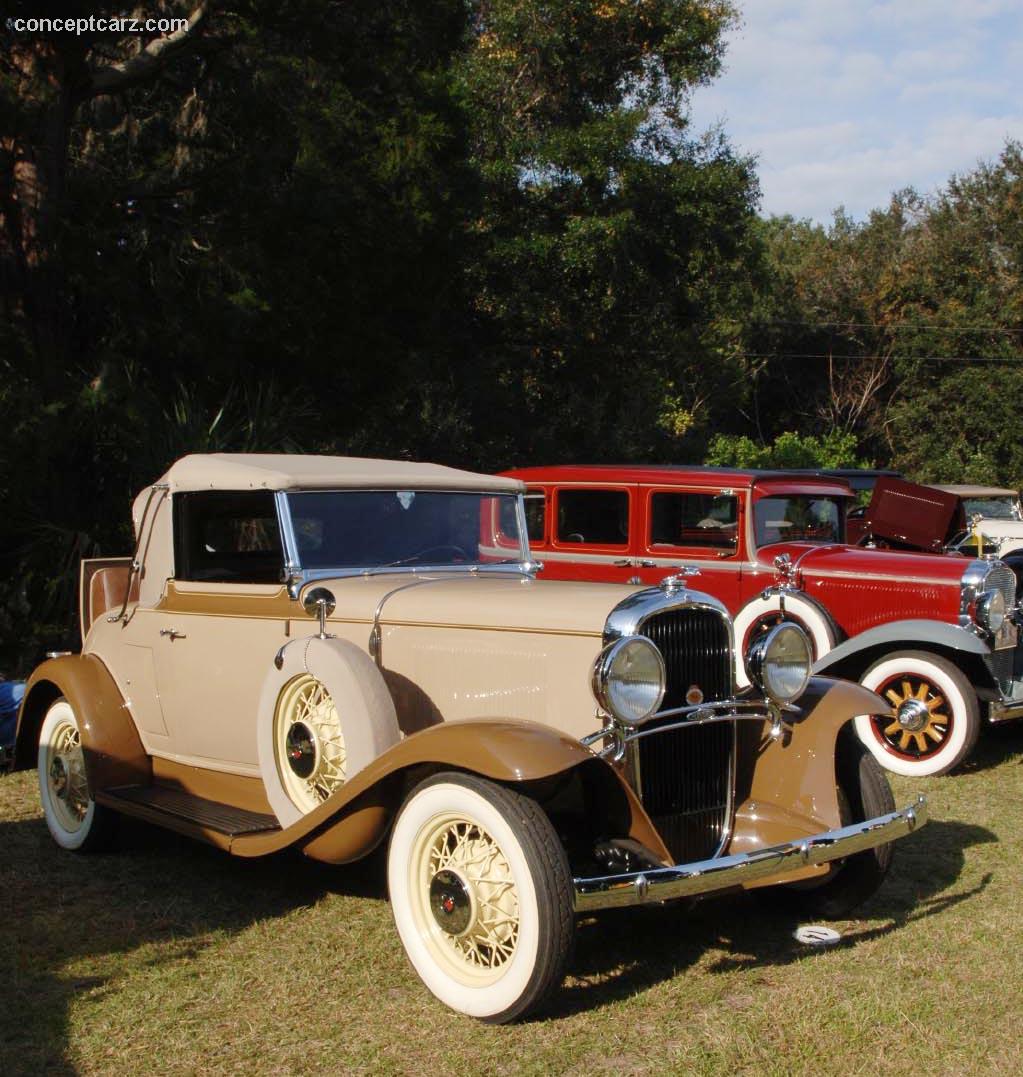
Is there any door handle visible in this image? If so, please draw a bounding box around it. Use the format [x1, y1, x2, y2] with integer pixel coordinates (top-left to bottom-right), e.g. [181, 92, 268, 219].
[159, 628, 187, 640]
[636, 560, 656, 568]
[612, 559, 632, 567]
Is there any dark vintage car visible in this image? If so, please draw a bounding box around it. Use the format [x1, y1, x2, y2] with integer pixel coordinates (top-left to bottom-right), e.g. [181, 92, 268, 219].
[502, 463, 1023, 778]
[7, 454, 926, 1022]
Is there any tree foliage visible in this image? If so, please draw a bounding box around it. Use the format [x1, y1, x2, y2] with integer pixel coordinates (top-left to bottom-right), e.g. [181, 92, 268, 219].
[0, 0, 762, 669]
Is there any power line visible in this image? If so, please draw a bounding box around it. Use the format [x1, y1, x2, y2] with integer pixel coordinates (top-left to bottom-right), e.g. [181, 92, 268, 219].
[737, 352, 1022, 363]
[758, 320, 1023, 335]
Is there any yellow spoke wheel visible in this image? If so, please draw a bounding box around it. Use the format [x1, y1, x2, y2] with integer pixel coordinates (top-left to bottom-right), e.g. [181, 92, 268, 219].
[273, 674, 347, 813]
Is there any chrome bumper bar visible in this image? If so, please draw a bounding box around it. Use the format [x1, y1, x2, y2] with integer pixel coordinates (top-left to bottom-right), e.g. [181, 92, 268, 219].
[574, 795, 927, 913]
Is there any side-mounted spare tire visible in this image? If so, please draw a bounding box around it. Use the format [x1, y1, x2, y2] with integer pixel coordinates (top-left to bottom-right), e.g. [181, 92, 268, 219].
[257, 636, 401, 827]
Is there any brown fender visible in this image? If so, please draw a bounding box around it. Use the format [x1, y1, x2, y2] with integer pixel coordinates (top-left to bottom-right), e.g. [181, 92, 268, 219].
[233, 718, 667, 865]
[14, 655, 151, 789]
[730, 675, 890, 883]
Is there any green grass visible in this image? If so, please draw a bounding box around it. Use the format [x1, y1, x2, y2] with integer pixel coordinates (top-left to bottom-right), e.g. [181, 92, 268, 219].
[3, 724, 1023, 1076]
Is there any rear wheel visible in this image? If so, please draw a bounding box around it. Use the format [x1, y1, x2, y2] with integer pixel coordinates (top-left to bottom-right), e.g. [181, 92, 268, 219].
[387, 772, 574, 1023]
[38, 699, 116, 852]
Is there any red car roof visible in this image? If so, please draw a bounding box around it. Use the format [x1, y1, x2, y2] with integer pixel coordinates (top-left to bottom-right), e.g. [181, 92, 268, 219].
[502, 464, 854, 499]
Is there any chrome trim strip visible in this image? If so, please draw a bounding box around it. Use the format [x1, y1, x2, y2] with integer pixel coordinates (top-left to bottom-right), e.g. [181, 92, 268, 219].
[574, 796, 928, 912]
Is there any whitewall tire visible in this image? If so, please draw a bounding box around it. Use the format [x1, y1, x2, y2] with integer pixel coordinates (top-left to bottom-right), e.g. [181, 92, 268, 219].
[387, 772, 574, 1023]
[38, 699, 115, 852]
[854, 650, 980, 776]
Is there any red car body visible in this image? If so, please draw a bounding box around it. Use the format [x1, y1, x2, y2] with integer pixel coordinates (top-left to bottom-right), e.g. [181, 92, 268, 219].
[503, 464, 1023, 777]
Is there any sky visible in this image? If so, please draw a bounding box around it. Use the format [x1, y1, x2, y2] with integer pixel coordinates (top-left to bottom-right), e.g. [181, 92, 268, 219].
[687, 0, 1023, 223]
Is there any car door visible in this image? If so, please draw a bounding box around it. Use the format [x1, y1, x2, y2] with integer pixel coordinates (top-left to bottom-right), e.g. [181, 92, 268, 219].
[142, 489, 292, 773]
[531, 483, 640, 585]
[633, 486, 745, 612]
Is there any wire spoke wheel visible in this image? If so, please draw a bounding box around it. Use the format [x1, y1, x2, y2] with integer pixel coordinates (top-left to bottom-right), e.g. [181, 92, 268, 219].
[388, 772, 574, 1022]
[416, 814, 520, 980]
[37, 697, 116, 852]
[45, 717, 90, 833]
[274, 674, 347, 813]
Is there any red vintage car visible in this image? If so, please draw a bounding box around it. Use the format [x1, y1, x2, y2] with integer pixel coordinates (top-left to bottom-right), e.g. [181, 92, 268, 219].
[501, 464, 1023, 777]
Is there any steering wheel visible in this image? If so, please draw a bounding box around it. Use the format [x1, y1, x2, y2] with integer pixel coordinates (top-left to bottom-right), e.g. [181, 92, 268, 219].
[390, 544, 470, 566]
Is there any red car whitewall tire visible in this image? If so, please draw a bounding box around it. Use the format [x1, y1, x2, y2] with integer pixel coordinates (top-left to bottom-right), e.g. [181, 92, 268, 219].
[854, 651, 980, 777]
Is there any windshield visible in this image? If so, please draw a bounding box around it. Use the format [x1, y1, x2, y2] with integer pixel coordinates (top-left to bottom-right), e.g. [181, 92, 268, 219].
[285, 490, 528, 571]
[754, 495, 844, 547]
[961, 496, 1021, 520]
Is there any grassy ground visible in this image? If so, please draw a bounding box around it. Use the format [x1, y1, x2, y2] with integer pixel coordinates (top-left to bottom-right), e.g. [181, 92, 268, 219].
[2, 725, 1022, 1077]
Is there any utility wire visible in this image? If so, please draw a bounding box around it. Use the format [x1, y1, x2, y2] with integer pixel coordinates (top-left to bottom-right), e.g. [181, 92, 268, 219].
[758, 320, 1023, 334]
[736, 352, 1022, 363]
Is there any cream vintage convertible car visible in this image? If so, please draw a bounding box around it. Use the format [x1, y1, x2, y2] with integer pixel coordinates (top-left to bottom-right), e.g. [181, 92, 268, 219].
[9, 454, 927, 1022]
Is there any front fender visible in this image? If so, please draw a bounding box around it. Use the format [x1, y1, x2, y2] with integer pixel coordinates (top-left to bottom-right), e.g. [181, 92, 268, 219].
[730, 677, 888, 879]
[233, 718, 665, 865]
[812, 619, 989, 677]
[14, 655, 150, 789]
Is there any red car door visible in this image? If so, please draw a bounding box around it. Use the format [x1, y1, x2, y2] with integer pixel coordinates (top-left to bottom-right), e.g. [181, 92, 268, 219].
[633, 486, 745, 613]
[528, 483, 640, 585]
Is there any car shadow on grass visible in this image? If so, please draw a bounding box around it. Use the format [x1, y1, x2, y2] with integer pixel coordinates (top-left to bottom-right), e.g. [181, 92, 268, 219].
[0, 812, 387, 1076]
[546, 818, 995, 1020]
[954, 719, 1023, 775]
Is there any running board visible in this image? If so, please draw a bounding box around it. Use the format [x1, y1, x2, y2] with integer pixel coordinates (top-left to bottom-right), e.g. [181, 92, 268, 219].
[98, 785, 280, 844]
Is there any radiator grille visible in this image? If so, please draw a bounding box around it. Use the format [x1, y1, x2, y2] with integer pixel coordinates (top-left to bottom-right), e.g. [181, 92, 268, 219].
[639, 607, 732, 709]
[986, 564, 1016, 611]
[632, 606, 734, 863]
[986, 648, 1014, 695]
[634, 719, 733, 863]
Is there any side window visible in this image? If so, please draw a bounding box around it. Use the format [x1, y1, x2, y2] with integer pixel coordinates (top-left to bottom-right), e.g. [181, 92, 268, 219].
[174, 491, 284, 583]
[650, 492, 737, 550]
[524, 492, 546, 543]
[556, 489, 629, 546]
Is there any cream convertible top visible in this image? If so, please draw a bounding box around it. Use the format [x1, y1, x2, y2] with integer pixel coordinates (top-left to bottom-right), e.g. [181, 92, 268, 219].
[152, 453, 524, 495]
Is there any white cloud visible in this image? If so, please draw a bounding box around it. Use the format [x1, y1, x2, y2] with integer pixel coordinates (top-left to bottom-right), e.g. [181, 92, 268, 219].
[688, 0, 1023, 220]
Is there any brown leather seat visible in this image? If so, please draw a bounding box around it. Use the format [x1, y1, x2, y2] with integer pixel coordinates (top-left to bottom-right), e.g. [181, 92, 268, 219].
[89, 566, 140, 624]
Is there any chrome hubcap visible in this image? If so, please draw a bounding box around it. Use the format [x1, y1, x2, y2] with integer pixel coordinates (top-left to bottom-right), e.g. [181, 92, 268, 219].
[897, 697, 931, 733]
[430, 869, 474, 936]
[285, 721, 317, 779]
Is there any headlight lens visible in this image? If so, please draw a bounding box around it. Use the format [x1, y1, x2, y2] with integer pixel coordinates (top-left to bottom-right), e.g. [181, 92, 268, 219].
[746, 622, 811, 704]
[591, 635, 666, 725]
[976, 588, 1006, 634]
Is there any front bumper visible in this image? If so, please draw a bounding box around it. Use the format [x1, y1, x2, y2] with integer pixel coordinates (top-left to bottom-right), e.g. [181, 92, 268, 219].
[574, 795, 927, 913]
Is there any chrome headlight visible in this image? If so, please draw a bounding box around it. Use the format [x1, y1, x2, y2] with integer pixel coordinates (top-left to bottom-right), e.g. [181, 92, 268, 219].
[591, 635, 666, 726]
[746, 622, 811, 704]
[976, 588, 1007, 634]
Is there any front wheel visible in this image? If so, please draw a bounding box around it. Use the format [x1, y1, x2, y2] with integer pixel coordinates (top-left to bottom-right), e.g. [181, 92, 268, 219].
[38, 698, 116, 852]
[387, 772, 574, 1023]
[854, 650, 980, 776]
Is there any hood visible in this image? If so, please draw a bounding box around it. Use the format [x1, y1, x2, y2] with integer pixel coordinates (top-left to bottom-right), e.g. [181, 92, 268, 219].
[757, 542, 972, 587]
[862, 478, 964, 551]
[309, 572, 642, 637]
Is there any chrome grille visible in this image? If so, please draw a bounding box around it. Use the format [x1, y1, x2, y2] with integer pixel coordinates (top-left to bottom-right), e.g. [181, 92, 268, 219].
[639, 607, 732, 709]
[986, 648, 1014, 694]
[987, 564, 1016, 610]
[631, 606, 734, 863]
[634, 719, 733, 863]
